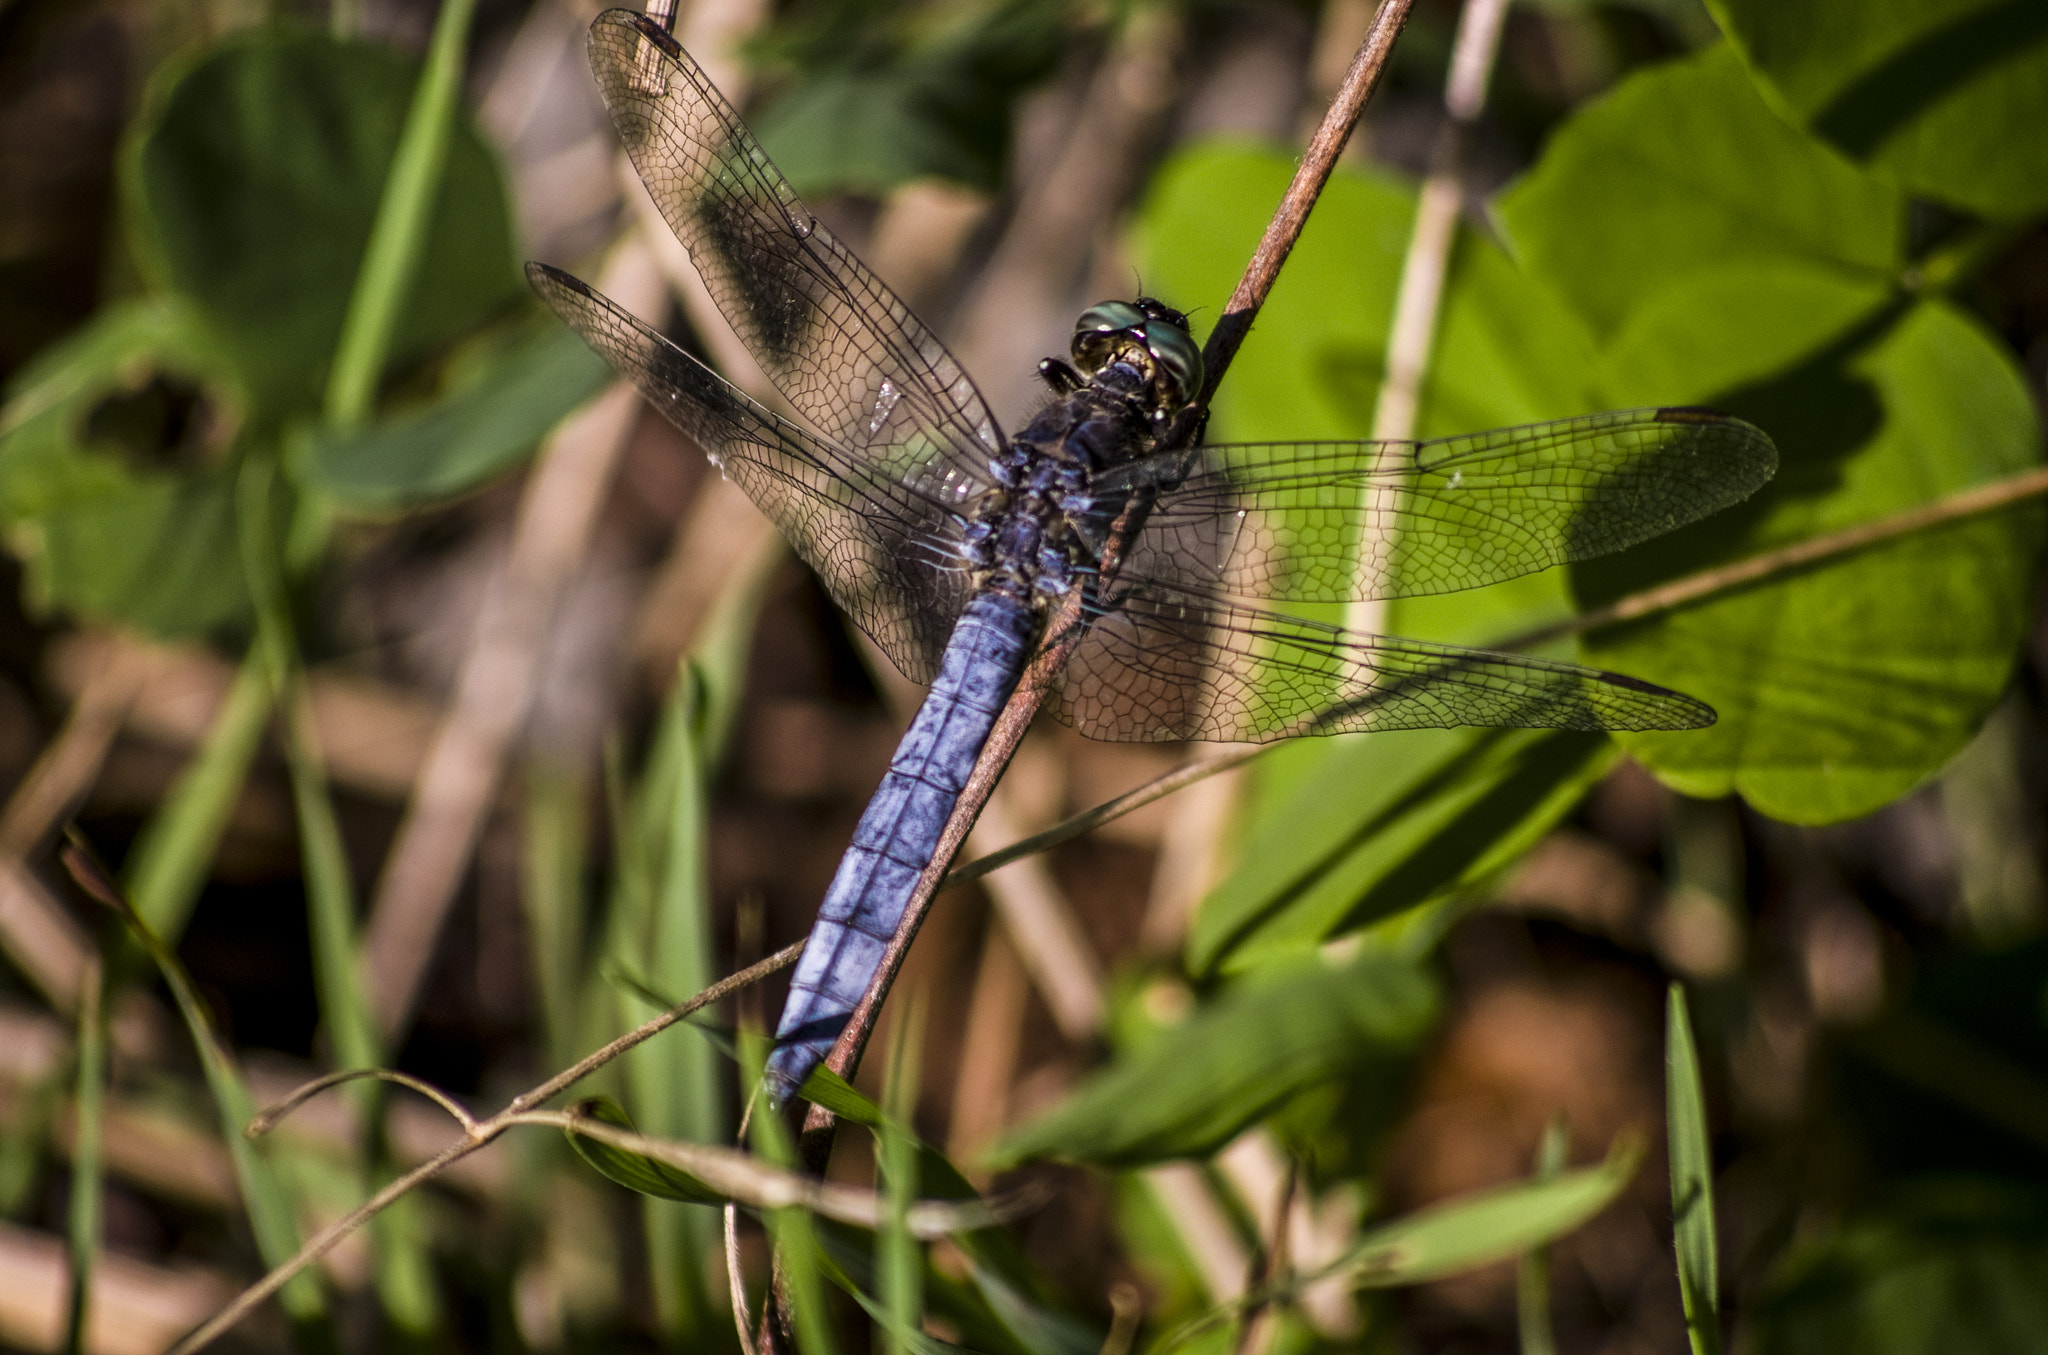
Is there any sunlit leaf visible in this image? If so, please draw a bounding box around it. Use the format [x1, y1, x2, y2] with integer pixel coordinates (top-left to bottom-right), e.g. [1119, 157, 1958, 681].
[1494, 44, 1904, 342]
[1343, 1136, 1644, 1287]
[991, 949, 1437, 1167]
[1577, 286, 2044, 822]
[1707, 0, 2048, 217]
[126, 28, 518, 413]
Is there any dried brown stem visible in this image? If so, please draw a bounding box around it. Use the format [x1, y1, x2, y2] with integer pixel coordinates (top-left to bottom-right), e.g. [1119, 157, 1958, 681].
[247, 1068, 480, 1139]
[1178, 0, 1419, 437]
[150, 940, 803, 1355]
[1496, 464, 2048, 653]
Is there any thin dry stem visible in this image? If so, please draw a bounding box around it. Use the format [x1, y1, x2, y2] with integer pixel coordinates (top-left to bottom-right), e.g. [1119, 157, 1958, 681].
[512, 1109, 1002, 1234]
[157, 940, 804, 1355]
[1498, 464, 2048, 652]
[1181, 0, 1419, 435]
[248, 1069, 479, 1139]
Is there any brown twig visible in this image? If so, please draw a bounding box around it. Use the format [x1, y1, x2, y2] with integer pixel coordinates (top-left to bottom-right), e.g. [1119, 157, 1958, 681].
[246, 1068, 480, 1139]
[1496, 464, 2048, 653]
[149, 940, 804, 1355]
[1179, 0, 1420, 437]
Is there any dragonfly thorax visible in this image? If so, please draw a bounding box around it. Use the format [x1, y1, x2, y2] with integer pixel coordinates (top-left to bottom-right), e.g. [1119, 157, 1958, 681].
[966, 382, 1163, 605]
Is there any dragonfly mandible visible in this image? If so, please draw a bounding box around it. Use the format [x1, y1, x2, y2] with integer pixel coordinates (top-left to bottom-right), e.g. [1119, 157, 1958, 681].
[529, 10, 1777, 1103]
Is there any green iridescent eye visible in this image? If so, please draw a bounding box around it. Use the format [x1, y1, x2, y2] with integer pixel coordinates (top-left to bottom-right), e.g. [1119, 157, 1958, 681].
[1074, 302, 1146, 338]
[1143, 319, 1203, 405]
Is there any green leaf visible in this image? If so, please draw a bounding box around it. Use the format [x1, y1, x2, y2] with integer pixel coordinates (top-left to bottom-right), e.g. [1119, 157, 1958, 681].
[563, 1097, 726, 1205]
[1342, 1136, 1644, 1287]
[1667, 984, 1722, 1355]
[322, 0, 480, 431]
[126, 28, 518, 414]
[1140, 143, 1603, 450]
[1576, 290, 2045, 822]
[1494, 44, 1905, 342]
[990, 949, 1437, 1168]
[1752, 1178, 2048, 1355]
[1707, 0, 2048, 217]
[1191, 727, 1616, 976]
[14, 459, 248, 637]
[300, 320, 611, 511]
[0, 299, 253, 636]
[124, 645, 273, 943]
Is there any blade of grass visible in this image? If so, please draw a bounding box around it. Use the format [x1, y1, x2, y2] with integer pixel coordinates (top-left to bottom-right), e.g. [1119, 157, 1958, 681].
[623, 540, 777, 1335]
[238, 457, 439, 1334]
[1515, 1117, 1567, 1355]
[744, 1032, 841, 1355]
[122, 644, 271, 945]
[64, 833, 330, 1328]
[1666, 984, 1720, 1355]
[627, 666, 724, 1337]
[878, 995, 925, 1355]
[62, 956, 105, 1355]
[322, 0, 481, 431]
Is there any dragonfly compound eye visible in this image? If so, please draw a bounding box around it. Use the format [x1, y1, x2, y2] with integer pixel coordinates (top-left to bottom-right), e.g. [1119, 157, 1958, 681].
[1071, 301, 1149, 373]
[1142, 319, 1203, 408]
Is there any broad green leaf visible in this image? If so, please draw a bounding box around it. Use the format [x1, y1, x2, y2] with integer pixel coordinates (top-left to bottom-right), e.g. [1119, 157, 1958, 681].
[1708, 0, 2048, 217]
[990, 949, 1436, 1168]
[1752, 1179, 2048, 1355]
[1139, 143, 1601, 453]
[126, 29, 518, 414]
[1576, 287, 2044, 822]
[1191, 727, 1616, 976]
[1343, 1136, 1644, 1287]
[1494, 44, 1904, 342]
[564, 1097, 725, 1204]
[16, 460, 248, 636]
[0, 298, 252, 636]
[1667, 985, 1722, 1355]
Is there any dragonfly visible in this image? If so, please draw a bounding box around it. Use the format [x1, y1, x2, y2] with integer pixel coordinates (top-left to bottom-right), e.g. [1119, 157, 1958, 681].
[530, 10, 1777, 1104]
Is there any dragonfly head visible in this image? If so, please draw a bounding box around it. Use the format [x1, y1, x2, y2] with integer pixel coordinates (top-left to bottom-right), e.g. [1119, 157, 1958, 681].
[1071, 298, 1203, 415]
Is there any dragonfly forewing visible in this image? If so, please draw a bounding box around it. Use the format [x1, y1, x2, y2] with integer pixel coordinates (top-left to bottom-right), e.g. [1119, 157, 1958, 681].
[585, 10, 1003, 510]
[528, 263, 971, 682]
[1111, 407, 1776, 606]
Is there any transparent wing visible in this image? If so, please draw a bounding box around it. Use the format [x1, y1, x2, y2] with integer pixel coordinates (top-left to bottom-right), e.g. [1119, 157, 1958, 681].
[586, 10, 1001, 507]
[530, 264, 969, 682]
[1048, 583, 1712, 743]
[1103, 408, 1776, 604]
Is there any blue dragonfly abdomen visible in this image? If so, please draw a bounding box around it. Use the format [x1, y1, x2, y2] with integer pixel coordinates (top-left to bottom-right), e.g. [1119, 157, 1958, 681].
[765, 591, 1036, 1102]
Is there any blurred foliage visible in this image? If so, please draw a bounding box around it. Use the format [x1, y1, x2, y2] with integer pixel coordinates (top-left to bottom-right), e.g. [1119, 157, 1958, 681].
[748, 0, 1070, 197]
